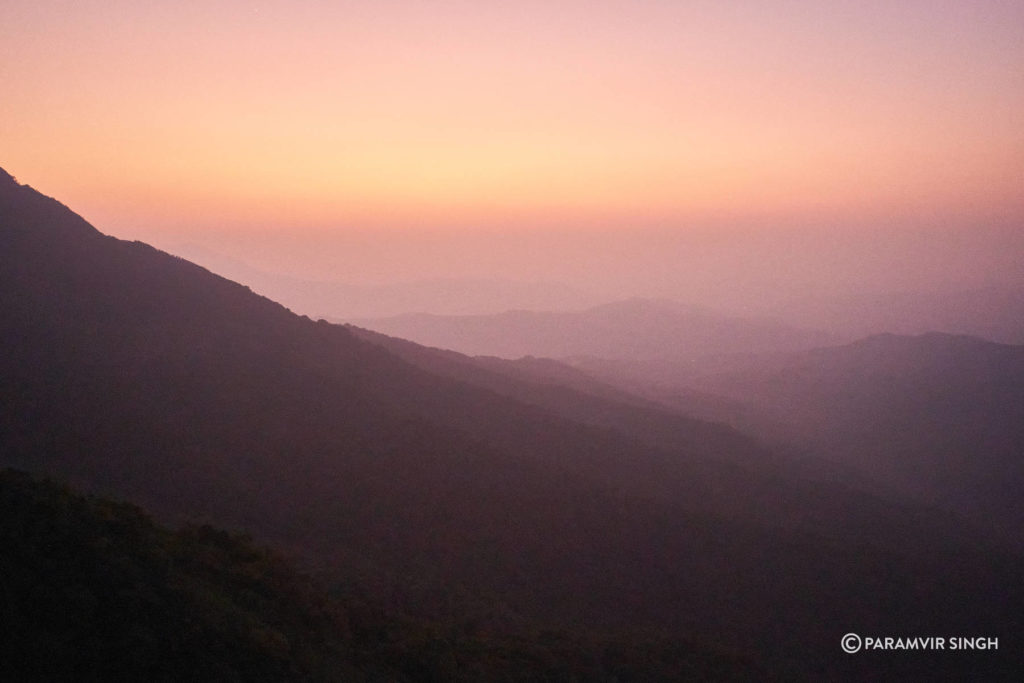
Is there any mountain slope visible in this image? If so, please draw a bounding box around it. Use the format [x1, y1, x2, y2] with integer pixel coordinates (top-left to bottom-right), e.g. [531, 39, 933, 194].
[3, 468, 769, 682]
[0, 468, 365, 681]
[0, 168, 931, 546]
[349, 297, 835, 362]
[2, 167, 1022, 678]
[597, 333, 1024, 544]
[345, 324, 784, 472]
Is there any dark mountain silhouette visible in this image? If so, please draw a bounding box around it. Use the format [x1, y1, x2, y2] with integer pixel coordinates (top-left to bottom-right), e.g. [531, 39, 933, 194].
[349, 297, 836, 362]
[1, 468, 766, 682]
[0, 468, 366, 681]
[2, 167, 1022, 679]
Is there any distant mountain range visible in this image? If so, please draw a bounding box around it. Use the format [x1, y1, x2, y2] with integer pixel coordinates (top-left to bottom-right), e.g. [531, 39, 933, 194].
[2, 165, 1022, 679]
[575, 333, 1024, 546]
[171, 235, 1024, 347]
[772, 287, 1024, 345]
[169, 243, 599, 319]
[350, 298, 837, 362]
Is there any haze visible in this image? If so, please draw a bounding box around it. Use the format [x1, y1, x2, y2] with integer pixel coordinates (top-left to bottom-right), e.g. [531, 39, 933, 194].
[4, 3, 1024, 677]
[4, 0, 1023, 316]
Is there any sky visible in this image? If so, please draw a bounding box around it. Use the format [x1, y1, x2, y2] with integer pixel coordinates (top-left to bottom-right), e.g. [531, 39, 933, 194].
[3, 1, 1023, 303]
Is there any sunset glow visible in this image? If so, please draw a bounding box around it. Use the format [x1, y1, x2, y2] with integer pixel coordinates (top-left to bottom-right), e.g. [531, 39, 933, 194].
[4, 6, 1024, 676]
[4, 1, 1023, 239]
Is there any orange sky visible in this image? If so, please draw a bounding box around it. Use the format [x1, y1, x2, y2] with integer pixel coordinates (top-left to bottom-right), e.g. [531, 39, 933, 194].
[4, 0, 1023, 242]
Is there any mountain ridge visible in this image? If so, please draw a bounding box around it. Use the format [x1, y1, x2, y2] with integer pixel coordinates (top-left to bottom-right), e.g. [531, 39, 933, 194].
[348, 296, 836, 362]
[169, 241, 600, 319]
[3, 166, 1022, 678]
[575, 330, 1024, 547]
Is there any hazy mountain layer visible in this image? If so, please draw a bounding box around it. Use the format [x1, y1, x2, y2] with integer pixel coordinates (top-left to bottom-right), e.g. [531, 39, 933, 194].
[573, 333, 1024, 547]
[772, 286, 1024, 345]
[350, 298, 835, 362]
[2, 167, 1022, 679]
[170, 242, 599, 319]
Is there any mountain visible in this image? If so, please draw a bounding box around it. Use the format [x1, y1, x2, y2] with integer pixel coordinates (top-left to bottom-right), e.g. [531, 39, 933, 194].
[2, 167, 1023, 679]
[349, 298, 836, 362]
[344, 325, 780, 471]
[774, 286, 1024, 345]
[169, 243, 598, 319]
[2, 468, 767, 682]
[0, 468, 365, 681]
[582, 333, 1024, 546]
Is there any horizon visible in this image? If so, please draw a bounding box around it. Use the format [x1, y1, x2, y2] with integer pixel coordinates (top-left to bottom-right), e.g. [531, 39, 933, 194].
[3, 6, 1024, 675]
[4, 1, 1023, 311]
